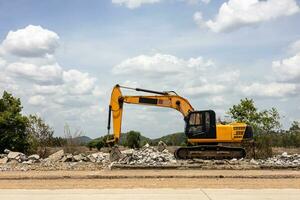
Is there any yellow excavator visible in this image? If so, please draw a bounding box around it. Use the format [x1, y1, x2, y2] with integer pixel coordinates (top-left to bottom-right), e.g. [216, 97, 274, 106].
[106, 84, 253, 160]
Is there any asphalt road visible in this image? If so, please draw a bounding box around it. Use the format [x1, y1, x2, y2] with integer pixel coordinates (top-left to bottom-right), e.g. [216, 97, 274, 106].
[0, 189, 300, 200]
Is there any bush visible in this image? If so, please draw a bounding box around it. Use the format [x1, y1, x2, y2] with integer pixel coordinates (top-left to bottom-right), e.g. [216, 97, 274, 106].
[254, 134, 273, 159]
[125, 130, 141, 149]
[62, 124, 84, 154]
[87, 134, 113, 150]
[26, 114, 54, 157]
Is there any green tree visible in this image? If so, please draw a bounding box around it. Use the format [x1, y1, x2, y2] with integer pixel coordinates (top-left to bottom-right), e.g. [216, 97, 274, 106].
[228, 98, 259, 126]
[228, 98, 281, 134]
[228, 98, 281, 158]
[288, 121, 300, 147]
[0, 91, 29, 153]
[126, 130, 141, 149]
[87, 134, 113, 150]
[26, 114, 54, 156]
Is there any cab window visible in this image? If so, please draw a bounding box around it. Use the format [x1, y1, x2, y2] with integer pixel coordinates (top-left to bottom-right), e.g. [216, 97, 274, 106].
[189, 113, 202, 125]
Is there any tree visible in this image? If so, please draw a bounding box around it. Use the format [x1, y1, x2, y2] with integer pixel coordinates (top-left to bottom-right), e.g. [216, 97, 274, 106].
[126, 130, 141, 149]
[26, 114, 54, 156]
[86, 134, 112, 150]
[287, 121, 300, 147]
[227, 98, 281, 158]
[0, 91, 29, 153]
[228, 98, 281, 134]
[289, 121, 300, 132]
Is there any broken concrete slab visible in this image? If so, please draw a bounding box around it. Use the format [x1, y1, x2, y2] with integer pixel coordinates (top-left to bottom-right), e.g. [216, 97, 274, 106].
[28, 154, 40, 160]
[0, 157, 8, 164]
[7, 151, 25, 160]
[48, 150, 64, 162]
[157, 141, 167, 152]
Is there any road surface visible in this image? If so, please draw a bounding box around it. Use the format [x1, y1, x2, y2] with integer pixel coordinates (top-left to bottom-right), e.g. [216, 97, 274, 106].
[0, 189, 300, 200]
[0, 170, 300, 189]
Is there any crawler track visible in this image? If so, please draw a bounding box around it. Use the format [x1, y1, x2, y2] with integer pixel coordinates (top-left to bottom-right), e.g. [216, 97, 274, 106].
[174, 145, 246, 160]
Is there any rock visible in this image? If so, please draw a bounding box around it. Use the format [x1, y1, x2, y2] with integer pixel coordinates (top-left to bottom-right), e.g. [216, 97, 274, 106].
[22, 160, 34, 164]
[121, 149, 134, 155]
[157, 141, 167, 152]
[250, 158, 259, 165]
[48, 150, 64, 161]
[73, 154, 85, 162]
[0, 157, 8, 164]
[282, 152, 288, 157]
[87, 155, 96, 163]
[4, 149, 10, 154]
[61, 154, 73, 162]
[28, 154, 40, 160]
[7, 151, 24, 160]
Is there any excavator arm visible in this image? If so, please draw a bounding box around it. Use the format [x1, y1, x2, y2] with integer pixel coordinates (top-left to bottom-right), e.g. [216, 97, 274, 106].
[107, 84, 194, 143]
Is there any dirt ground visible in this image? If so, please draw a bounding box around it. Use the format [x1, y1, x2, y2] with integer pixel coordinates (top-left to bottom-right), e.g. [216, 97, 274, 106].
[0, 170, 300, 189]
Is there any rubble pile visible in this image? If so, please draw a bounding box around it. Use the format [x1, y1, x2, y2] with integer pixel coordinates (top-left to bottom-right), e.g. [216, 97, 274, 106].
[0, 149, 40, 164]
[251, 152, 300, 168]
[0, 149, 110, 165]
[116, 143, 177, 166]
[1, 145, 300, 170]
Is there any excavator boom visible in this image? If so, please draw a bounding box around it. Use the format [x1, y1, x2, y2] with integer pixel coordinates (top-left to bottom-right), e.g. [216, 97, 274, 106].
[108, 84, 194, 143]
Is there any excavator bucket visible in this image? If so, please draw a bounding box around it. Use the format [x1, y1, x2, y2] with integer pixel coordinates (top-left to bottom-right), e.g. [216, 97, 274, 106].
[109, 146, 122, 162]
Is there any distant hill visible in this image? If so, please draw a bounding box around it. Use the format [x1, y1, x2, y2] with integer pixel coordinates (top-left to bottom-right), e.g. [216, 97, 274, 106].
[151, 132, 186, 146]
[74, 136, 93, 145]
[88, 132, 186, 146]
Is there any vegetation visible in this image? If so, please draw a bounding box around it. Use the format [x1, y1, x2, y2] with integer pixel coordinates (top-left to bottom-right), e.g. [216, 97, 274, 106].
[125, 130, 141, 148]
[227, 98, 299, 158]
[86, 135, 112, 150]
[0, 91, 29, 153]
[26, 114, 54, 157]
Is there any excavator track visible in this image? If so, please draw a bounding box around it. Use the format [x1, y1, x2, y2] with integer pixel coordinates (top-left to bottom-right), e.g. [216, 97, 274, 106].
[174, 145, 246, 160]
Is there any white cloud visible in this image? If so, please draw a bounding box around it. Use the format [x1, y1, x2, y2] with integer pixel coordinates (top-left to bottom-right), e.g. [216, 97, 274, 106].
[28, 95, 47, 106]
[194, 0, 300, 32]
[0, 57, 6, 68]
[0, 25, 103, 138]
[62, 69, 97, 95]
[112, 53, 241, 99]
[208, 96, 226, 106]
[1, 25, 59, 57]
[272, 53, 300, 81]
[6, 62, 63, 84]
[112, 53, 213, 77]
[33, 85, 61, 95]
[240, 82, 297, 98]
[288, 39, 300, 54]
[185, 84, 226, 96]
[112, 0, 161, 9]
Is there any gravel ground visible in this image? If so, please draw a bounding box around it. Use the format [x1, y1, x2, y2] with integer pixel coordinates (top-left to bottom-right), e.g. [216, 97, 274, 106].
[0, 170, 300, 189]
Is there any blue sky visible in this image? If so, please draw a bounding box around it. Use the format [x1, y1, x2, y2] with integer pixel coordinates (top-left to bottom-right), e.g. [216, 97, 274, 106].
[0, 0, 300, 139]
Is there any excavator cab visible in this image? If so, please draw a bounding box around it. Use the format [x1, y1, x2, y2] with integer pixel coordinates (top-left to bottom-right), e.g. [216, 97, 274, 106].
[185, 110, 216, 139]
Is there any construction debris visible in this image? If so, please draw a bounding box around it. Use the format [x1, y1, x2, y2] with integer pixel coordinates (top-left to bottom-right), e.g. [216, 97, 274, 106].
[1, 148, 300, 171]
[116, 143, 176, 166]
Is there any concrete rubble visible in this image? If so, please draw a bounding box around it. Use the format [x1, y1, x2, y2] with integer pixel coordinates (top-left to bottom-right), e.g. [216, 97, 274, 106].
[1, 145, 300, 170]
[116, 143, 177, 166]
[253, 152, 300, 168]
